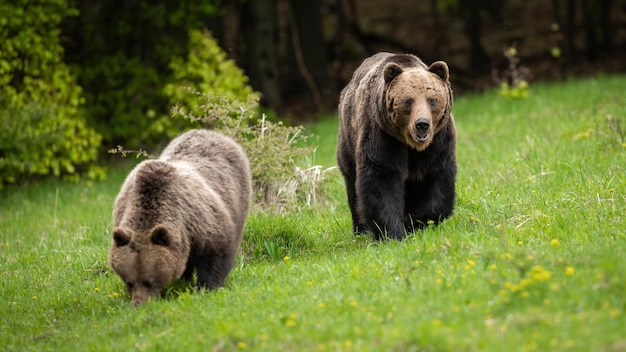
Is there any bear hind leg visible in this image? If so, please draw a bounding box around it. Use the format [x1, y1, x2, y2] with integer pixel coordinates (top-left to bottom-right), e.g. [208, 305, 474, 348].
[404, 174, 455, 232]
[338, 151, 367, 235]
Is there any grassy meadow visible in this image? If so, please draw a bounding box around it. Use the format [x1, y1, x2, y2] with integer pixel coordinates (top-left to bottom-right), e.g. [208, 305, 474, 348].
[1, 75, 625, 351]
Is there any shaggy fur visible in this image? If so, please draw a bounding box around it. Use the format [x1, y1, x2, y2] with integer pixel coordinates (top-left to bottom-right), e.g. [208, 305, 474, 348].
[108, 129, 252, 304]
[337, 52, 457, 240]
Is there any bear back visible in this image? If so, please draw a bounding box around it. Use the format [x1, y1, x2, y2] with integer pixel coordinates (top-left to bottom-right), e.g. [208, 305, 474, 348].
[159, 129, 252, 236]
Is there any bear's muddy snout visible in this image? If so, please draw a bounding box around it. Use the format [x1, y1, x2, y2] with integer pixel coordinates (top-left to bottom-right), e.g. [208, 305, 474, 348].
[414, 119, 431, 140]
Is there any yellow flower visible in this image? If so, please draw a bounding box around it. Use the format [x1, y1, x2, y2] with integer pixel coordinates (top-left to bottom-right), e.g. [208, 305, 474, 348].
[529, 266, 551, 281]
[236, 341, 247, 349]
[285, 313, 297, 327]
[550, 239, 560, 247]
[565, 266, 575, 276]
[506, 47, 517, 57]
[427, 220, 435, 225]
[283, 256, 290, 262]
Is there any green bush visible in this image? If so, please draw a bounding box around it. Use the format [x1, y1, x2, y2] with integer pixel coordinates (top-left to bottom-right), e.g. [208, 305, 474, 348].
[171, 94, 324, 213]
[66, 2, 222, 147]
[0, 0, 103, 188]
[0, 101, 103, 186]
[162, 29, 256, 135]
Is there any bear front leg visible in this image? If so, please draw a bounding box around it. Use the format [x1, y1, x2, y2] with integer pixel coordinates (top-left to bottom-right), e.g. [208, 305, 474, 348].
[404, 169, 456, 231]
[356, 165, 407, 240]
[196, 248, 237, 290]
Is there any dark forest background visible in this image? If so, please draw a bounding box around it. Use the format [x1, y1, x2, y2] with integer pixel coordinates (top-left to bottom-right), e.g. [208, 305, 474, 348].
[209, 0, 626, 117]
[1, 0, 625, 185]
[61, 0, 626, 121]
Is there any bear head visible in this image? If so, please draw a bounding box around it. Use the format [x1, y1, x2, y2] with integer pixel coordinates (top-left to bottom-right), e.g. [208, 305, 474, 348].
[383, 61, 453, 151]
[108, 223, 190, 305]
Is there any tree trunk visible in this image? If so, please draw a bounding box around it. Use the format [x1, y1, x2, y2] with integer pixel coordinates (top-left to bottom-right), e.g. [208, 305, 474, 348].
[582, 0, 598, 60]
[564, 0, 577, 63]
[460, 0, 490, 74]
[600, 0, 613, 53]
[242, 0, 281, 109]
[283, 0, 329, 113]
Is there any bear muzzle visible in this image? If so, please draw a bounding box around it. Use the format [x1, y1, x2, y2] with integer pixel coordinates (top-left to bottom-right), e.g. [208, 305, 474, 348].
[413, 119, 431, 142]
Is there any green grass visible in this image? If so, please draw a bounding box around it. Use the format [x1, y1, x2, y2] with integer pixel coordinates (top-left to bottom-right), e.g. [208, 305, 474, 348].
[2, 75, 625, 351]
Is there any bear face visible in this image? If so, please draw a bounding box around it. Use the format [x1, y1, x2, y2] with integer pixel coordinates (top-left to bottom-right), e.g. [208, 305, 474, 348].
[108, 224, 190, 305]
[383, 61, 452, 151]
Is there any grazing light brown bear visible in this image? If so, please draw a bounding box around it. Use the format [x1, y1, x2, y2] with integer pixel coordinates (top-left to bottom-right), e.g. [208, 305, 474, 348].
[337, 52, 456, 240]
[108, 129, 252, 305]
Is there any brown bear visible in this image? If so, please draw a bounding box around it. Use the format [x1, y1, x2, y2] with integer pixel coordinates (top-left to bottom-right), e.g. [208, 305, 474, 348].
[108, 129, 252, 305]
[337, 52, 456, 240]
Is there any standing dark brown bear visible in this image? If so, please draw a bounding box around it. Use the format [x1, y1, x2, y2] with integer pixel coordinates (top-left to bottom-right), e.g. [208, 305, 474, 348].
[337, 52, 457, 240]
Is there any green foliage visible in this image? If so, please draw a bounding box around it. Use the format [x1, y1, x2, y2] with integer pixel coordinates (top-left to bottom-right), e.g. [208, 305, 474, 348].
[171, 94, 324, 212]
[496, 46, 530, 99]
[164, 29, 256, 120]
[0, 0, 103, 188]
[66, 1, 222, 146]
[0, 101, 104, 186]
[499, 80, 529, 99]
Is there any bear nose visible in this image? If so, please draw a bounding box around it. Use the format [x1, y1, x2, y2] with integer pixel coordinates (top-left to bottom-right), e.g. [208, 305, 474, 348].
[415, 119, 430, 131]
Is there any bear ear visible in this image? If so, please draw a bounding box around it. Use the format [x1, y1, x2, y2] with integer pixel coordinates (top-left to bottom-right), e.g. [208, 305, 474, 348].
[112, 228, 131, 247]
[428, 61, 449, 82]
[383, 62, 404, 83]
[150, 225, 171, 246]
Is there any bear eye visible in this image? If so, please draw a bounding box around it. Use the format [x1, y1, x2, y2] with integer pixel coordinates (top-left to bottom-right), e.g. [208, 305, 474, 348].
[125, 281, 134, 290]
[427, 97, 437, 107]
[142, 281, 153, 289]
[403, 98, 414, 110]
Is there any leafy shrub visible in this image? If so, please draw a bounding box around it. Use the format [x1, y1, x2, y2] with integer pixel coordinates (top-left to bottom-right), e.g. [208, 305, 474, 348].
[65, 2, 222, 147]
[0, 0, 103, 188]
[170, 94, 335, 213]
[496, 46, 530, 99]
[113, 28, 329, 212]
[0, 101, 104, 186]
[163, 29, 256, 119]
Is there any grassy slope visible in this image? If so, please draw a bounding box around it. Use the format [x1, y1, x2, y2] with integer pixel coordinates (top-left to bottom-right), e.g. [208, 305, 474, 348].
[1, 76, 625, 351]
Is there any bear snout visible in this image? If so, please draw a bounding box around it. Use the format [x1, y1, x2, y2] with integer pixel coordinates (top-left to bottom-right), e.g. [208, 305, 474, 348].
[414, 119, 431, 140]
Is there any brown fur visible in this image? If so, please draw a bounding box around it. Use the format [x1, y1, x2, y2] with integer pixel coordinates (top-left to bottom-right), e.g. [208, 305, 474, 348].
[108, 129, 252, 304]
[337, 52, 457, 240]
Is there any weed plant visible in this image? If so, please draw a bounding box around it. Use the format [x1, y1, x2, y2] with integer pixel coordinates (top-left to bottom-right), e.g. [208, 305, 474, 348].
[1, 75, 625, 351]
